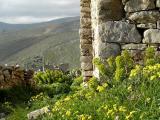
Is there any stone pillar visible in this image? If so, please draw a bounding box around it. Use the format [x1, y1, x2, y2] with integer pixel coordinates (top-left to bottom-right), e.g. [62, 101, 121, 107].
[80, 0, 93, 82]
[91, 0, 124, 78]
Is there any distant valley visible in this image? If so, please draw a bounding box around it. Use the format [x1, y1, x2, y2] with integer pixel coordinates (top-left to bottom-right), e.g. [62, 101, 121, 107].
[0, 17, 80, 69]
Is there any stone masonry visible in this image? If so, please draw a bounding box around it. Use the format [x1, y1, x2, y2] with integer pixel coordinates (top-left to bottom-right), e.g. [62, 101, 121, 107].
[0, 65, 34, 89]
[80, 0, 160, 80]
[80, 0, 93, 82]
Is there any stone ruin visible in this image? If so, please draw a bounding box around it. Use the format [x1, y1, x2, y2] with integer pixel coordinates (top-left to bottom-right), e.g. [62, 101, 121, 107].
[80, 0, 160, 81]
[0, 65, 34, 89]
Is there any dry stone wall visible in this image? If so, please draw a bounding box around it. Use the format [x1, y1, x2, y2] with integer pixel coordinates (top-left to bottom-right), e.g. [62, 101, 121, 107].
[80, 0, 93, 82]
[80, 0, 160, 80]
[0, 65, 34, 89]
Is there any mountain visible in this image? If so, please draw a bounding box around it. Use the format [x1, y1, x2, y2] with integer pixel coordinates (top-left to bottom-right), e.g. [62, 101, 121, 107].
[0, 16, 80, 69]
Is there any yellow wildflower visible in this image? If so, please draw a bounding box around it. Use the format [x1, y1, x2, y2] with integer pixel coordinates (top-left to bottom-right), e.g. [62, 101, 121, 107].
[66, 110, 71, 117]
[127, 85, 132, 92]
[119, 106, 127, 112]
[64, 96, 71, 101]
[97, 85, 105, 92]
[150, 75, 156, 81]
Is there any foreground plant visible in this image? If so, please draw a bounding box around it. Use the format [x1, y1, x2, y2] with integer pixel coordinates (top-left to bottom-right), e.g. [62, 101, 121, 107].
[41, 47, 160, 120]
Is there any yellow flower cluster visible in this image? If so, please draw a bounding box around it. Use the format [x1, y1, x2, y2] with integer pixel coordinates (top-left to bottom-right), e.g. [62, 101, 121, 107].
[129, 64, 160, 81]
[96, 83, 108, 92]
[129, 65, 141, 78]
[30, 92, 46, 102]
[143, 64, 160, 81]
[78, 114, 92, 120]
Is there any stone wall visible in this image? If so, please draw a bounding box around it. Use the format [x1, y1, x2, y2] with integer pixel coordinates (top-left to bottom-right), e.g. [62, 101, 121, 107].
[80, 0, 160, 80]
[80, 0, 93, 82]
[0, 65, 34, 89]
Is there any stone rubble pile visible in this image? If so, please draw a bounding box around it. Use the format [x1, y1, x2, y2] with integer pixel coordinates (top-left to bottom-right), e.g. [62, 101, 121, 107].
[0, 65, 34, 89]
[80, 0, 160, 79]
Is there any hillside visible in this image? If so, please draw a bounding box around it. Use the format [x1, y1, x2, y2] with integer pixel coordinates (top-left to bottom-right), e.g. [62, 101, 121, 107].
[0, 17, 80, 69]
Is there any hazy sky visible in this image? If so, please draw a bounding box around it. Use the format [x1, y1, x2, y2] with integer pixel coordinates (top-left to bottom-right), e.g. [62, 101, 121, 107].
[0, 0, 80, 24]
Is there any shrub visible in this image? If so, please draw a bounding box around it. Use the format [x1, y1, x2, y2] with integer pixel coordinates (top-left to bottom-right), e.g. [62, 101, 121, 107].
[34, 70, 73, 97]
[41, 47, 160, 120]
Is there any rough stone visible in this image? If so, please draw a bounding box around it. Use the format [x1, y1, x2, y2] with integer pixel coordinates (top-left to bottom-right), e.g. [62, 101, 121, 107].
[97, 0, 124, 22]
[81, 62, 93, 71]
[125, 0, 155, 12]
[0, 118, 5, 120]
[80, 7, 90, 13]
[80, 12, 91, 18]
[122, 44, 147, 50]
[123, 50, 144, 62]
[80, 48, 92, 56]
[98, 43, 121, 59]
[122, 0, 129, 5]
[80, 18, 91, 28]
[80, 38, 92, 44]
[79, 28, 92, 39]
[80, 56, 93, 63]
[3, 70, 10, 80]
[99, 21, 141, 43]
[157, 21, 160, 29]
[137, 23, 157, 29]
[157, 0, 160, 7]
[80, 44, 92, 56]
[79, 28, 92, 36]
[27, 107, 49, 120]
[82, 71, 93, 77]
[80, 2, 90, 8]
[128, 11, 160, 24]
[81, 0, 90, 2]
[143, 29, 160, 43]
[0, 113, 5, 119]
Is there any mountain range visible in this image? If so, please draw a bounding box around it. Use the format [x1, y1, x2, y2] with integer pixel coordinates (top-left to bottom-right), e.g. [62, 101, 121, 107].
[0, 16, 80, 69]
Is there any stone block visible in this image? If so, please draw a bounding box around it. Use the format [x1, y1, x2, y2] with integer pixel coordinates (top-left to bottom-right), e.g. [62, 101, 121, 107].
[80, 18, 91, 28]
[80, 2, 90, 8]
[80, 12, 91, 18]
[128, 11, 160, 24]
[79, 28, 92, 39]
[82, 71, 93, 77]
[81, 0, 90, 3]
[156, 0, 160, 7]
[98, 43, 121, 59]
[80, 38, 92, 44]
[80, 56, 93, 63]
[137, 23, 156, 29]
[0, 75, 4, 82]
[122, 44, 147, 50]
[97, 0, 124, 22]
[125, 0, 155, 12]
[80, 7, 90, 13]
[81, 62, 93, 71]
[80, 48, 92, 56]
[157, 21, 160, 29]
[98, 21, 141, 43]
[143, 29, 160, 43]
[27, 107, 49, 120]
[122, 0, 129, 5]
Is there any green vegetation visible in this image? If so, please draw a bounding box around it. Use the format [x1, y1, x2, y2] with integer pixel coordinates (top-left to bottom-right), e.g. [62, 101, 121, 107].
[1, 47, 160, 120]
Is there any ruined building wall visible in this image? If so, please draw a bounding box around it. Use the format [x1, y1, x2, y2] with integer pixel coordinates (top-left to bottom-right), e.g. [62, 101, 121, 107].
[80, 0, 160, 80]
[0, 66, 34, 89]
[80, 0, 93, 81]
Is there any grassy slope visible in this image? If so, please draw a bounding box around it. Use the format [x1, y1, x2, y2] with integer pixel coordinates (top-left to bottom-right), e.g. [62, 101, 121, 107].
[0, 17, 80, 68]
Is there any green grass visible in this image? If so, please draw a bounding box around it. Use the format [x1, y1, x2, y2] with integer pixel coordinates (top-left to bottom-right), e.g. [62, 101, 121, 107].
[1, 48, 160, 120]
